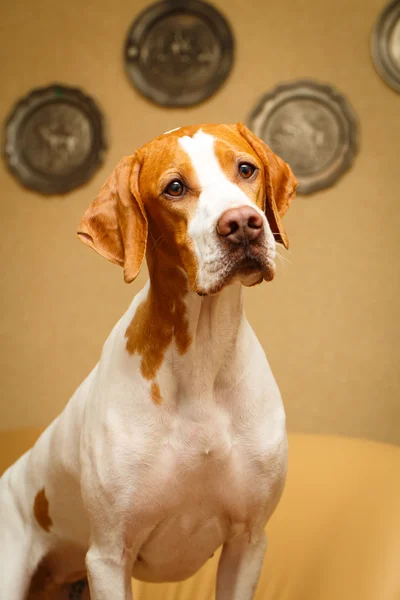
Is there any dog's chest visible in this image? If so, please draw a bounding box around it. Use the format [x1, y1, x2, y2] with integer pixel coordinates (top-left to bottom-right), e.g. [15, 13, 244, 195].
[139, 404, 252, 516]
[128, 402, 279, 582]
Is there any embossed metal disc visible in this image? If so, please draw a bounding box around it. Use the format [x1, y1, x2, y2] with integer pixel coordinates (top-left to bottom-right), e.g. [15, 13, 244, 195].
[371, 0, 400, 93]
[3, 84, 106, 194]
[248, 80, 359, 195]
[124, 0, 234, 107]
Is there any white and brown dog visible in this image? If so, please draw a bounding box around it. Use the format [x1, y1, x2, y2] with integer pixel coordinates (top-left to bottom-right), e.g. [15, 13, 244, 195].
[0, 123, 297, 600]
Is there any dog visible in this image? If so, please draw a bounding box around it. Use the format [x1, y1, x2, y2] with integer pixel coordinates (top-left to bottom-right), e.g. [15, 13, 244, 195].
[0, 123, 297, 600]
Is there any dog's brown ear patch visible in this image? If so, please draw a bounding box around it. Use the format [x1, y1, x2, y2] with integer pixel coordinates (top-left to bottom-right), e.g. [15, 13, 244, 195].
[236, 123, 298, 249]
[34, 488, 52, 533]
[78, 155, 148, 283]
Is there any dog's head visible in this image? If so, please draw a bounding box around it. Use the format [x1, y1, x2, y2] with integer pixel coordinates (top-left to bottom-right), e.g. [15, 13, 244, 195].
[78, 123, 297, 295]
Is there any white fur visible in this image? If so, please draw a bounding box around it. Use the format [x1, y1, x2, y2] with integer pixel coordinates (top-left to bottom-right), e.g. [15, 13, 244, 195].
[179, 130, 276, 292]
[0, 132, 288, 600]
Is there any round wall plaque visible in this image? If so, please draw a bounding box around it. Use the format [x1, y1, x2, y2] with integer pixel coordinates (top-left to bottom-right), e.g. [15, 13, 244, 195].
[3, 84, 106, 195]
[124, 0, 234, 107]
[248, 80, 359, 195]
[371, 0, 400, 93]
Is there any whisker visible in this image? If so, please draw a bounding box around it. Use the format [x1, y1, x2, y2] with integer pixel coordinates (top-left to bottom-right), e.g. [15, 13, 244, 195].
[275, 252, 286, 276]
[275, 241, 293, 256]
[276, 250, 292, 265]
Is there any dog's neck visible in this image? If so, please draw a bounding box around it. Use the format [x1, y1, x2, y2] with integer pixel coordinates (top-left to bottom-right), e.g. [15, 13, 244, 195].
[163, 275, 246, 397]
[125, 257, 246, 395]
[184, 284, 244, 356]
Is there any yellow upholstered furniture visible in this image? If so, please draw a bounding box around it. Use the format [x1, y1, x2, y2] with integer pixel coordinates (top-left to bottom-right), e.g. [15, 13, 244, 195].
[1, 429, 399, 600]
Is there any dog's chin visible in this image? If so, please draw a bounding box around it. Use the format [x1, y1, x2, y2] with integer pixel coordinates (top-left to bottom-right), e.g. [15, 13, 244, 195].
[235, 269, 264, 287]
[197, 255, 275, 296]
[235, 259, 275, 289]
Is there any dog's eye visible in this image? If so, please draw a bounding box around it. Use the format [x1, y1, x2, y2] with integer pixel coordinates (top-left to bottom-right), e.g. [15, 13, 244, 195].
[165, 179, 185, 197]
[238, 163, 256, 179]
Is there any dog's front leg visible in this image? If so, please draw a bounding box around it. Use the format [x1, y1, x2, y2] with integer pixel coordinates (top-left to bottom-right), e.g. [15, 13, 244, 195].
[85, 543, 135, 600]
[216, 530, 267, 600]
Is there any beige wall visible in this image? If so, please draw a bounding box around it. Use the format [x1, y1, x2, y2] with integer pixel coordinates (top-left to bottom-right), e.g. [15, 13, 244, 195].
[1, 0, 399, 444]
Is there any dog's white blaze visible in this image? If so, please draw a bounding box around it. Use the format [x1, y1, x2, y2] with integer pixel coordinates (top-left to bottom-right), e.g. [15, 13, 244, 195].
[179, 130, 255, 224]
[178, 129, 273, 290]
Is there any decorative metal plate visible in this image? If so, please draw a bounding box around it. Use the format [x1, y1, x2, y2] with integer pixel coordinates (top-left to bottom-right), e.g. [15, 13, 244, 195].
[248, 80, 359, 195]
[3, 84, 106, 195]
[124, 0, 234, 107]
[371, 0, 400, 93]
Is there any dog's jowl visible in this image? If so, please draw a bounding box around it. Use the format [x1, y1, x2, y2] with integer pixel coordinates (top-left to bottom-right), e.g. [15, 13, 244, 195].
[0, 123, 297, 600]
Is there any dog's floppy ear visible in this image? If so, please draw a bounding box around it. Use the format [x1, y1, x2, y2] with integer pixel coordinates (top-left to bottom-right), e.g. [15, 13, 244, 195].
[78, 154, 147, 283]
[236, 123, 298, 249]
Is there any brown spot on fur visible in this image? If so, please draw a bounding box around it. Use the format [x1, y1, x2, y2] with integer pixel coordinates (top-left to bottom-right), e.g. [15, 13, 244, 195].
[150, 381, 163, 405]
[125, 263, 191, 381]
[34, 488, 53, 533]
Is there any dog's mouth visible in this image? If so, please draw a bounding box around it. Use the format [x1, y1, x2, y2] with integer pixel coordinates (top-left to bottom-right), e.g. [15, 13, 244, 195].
[237, 256, 264, 276]
[234, 252, 275, 286]
[198, 246, 275, 296]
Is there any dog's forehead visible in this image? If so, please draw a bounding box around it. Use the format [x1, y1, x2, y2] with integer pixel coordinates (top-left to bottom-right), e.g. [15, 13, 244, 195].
[139, 124, 256, 179]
